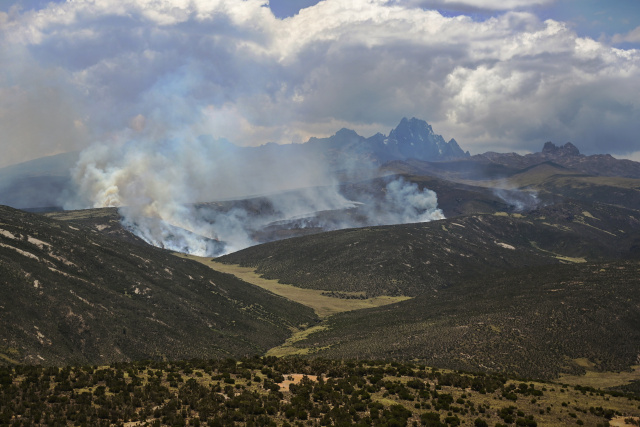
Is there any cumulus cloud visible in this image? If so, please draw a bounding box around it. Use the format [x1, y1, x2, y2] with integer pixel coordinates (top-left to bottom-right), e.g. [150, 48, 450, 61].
[0, 0, 639, 169]
[612, 26, 640, 44]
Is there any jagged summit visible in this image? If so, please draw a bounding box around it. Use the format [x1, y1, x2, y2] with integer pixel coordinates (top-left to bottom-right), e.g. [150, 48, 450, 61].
[280, 117, 471, 166]
[447, 138, 467, 155]
[382, 117, 470, 161]
[542, 141, 580, 156]
[389, 117, 436, 143]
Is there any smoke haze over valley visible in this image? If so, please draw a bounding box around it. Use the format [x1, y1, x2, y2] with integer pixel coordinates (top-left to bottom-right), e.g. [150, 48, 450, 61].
[64, 118, 450, 255]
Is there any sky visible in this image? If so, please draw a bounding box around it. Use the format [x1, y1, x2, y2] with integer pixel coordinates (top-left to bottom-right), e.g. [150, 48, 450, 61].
[1, 0, 639, 168]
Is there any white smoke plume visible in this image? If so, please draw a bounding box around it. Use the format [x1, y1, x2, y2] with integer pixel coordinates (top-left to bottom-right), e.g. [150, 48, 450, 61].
[372, 179, 445, 224]
[67, 129, 445, 256]
[492, 186, 541, 212]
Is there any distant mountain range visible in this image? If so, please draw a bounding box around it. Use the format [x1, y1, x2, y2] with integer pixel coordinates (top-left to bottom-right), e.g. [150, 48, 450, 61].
[2, 117, 640, 209]
[296, 117, 469, 166]
[0, 118, 467, 209]
[0, 152, 79, 210]
[475, 141, 640, 179]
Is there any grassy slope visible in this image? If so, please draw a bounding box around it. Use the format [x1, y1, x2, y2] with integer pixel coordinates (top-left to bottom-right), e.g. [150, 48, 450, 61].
[484, 161, 640, 211]
[10, 164, 639, 382]
[428, 160, 640, 211]
[0, 206, 316, 366]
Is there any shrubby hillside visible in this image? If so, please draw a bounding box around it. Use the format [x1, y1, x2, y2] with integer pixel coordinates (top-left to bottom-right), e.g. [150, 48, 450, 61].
[0, 206, 316, 366]
[220, 200, 640, 297]
[1, 357, 638, 426]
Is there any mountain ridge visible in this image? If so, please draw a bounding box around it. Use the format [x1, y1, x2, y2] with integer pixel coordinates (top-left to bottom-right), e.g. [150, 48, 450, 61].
[475, 141, 640, 179]
[0, 118, 469, 209]
[3, 118, 640, 210]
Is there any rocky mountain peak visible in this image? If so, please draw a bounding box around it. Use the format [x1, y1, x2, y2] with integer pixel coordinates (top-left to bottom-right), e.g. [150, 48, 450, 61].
[447, 138, 469, 156]
[334, 128, 360, 139]
[542, 141, 580, 156]
[382, 117, 469, 161]
[389, 117, 434, 143]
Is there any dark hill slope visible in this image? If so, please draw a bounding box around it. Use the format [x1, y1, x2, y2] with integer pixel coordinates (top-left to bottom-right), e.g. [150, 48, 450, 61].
[219, 200, 640, 296]
[384, 158, 640, 210]
[380, 158, 523, 182]
[44, 207, 145, 246]
[382, 140, 640, 211]
[0, 206, 316, 366]
[286, 259, 640, 379]
[535, 174, 640, 211]
[477, 161, 640, 211]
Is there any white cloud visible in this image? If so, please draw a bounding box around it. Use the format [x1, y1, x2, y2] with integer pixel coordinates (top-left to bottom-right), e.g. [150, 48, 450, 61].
[0, 0, 639, 168]
[612, 26, 640, 44]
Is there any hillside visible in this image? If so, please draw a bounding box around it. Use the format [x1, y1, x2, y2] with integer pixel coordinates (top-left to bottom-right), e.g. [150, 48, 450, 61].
[0, 206, 316, 366]
[213, 197, 640, 379]
[2, 138, 639, 384]
[339, 175, 523, 219]
[278, 260, 640, 379]
[219, 200, 640, 297]
[383, 143, 640, 213]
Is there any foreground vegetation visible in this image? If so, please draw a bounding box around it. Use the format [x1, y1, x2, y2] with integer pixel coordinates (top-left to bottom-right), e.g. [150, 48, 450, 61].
[1, 357, 639, 426]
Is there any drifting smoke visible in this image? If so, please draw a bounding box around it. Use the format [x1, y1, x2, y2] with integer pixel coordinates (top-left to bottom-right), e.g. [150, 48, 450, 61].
[368, 179, 445, 225]
[67, 130, 445, 256]
[493, 187, 541, 212]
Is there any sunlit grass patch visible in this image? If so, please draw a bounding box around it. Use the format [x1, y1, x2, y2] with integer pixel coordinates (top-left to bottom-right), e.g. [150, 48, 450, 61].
[529, 241, 586, 263]
[266, 325, 330, 357]
[179, 255, 411, 318]
[558, 365, 640, 389]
